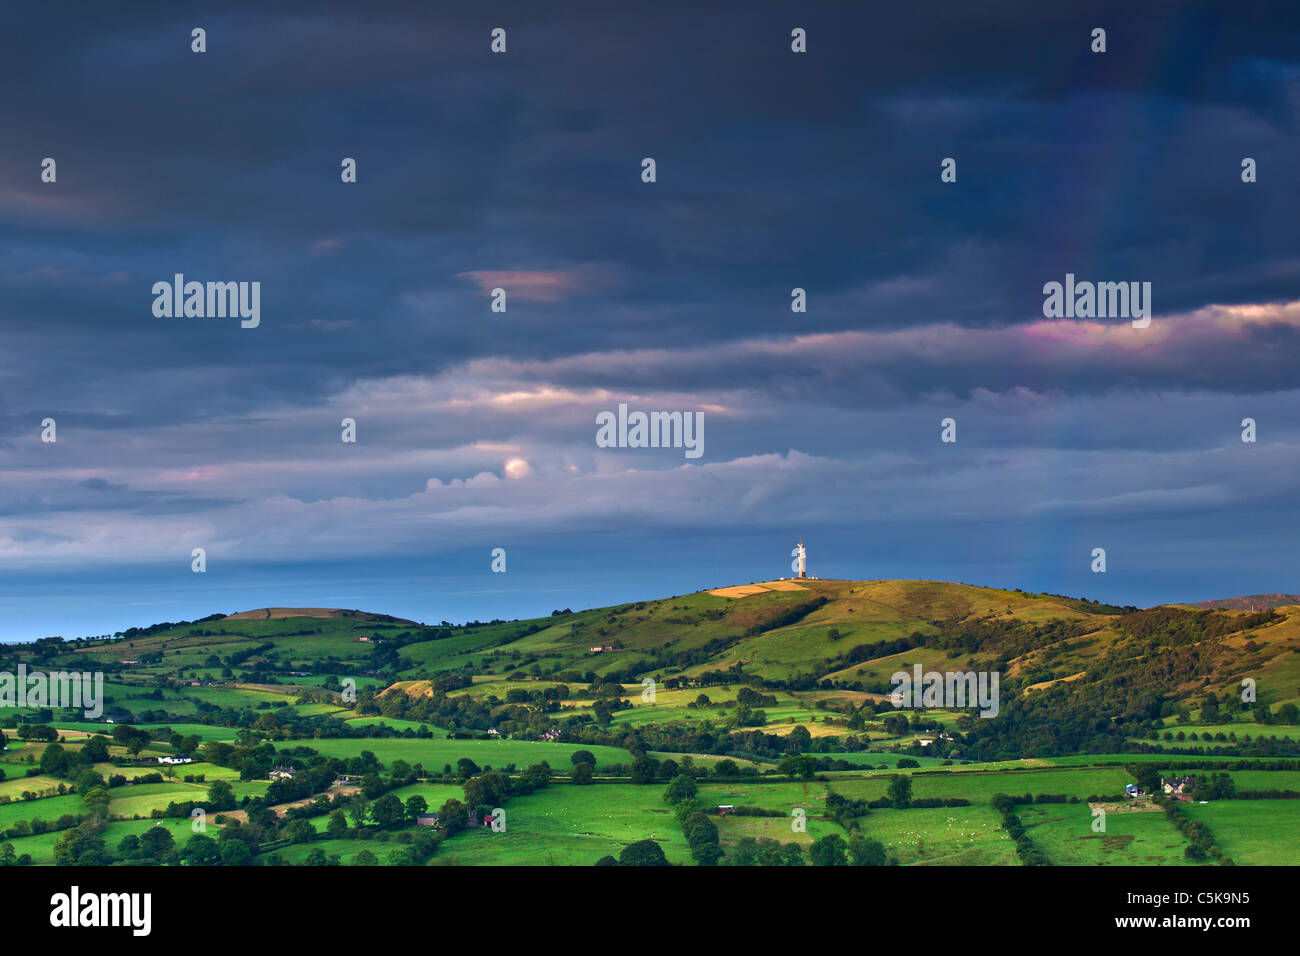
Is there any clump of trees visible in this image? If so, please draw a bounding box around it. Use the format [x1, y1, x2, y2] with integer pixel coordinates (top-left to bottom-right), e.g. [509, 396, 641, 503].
[991, 793, 1050, 866]
[1154, 794, 1230, 863]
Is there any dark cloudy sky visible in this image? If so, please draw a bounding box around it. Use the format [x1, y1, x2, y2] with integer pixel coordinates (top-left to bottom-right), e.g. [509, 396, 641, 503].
[2, 1, 1298, 640]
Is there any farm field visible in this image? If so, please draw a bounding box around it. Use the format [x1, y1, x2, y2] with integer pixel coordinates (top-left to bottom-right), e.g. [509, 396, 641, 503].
[0, 773, 65, 801]
[375, 782, 466, 812]
[714, 812, 830, 848]
[856, 805, 1019, 866]
[1039, 754, 1243, 767]
[697, 780, 829, 813]
[645, 751, 766, 770]
[606, 688, 828, 731]
[1226, 770, 1300, 791]
[0, 792, 83, 829]
[1, 817, 196, 866]
[819, 752, 959, 769]
[434, 784, 691, 866]
[833, 766, 1135, 805]
[276, 837, 400, 866]
[109, 780, 269, 818]
[301, 737, 631, 770]
[1182, 800, 1300, 865]
[341, 716, 448, 735]
[1019, 803, 1195, 865]
[1132, 723, 1300, 747]
[51, 722, 240, 743]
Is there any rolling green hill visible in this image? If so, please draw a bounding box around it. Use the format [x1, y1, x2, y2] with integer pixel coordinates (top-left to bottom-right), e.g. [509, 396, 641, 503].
[4, 579, 1300, 867]
[10, 580, 1300, 738]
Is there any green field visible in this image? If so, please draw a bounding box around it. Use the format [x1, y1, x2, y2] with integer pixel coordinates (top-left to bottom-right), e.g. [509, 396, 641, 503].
[301, 737, 631, 770]
[434, 784, 691, 865]
[1227, 770, 1300, 791]
[341, 716, 448, 735]
[109, 781, 241, 818]
[819, 752, 964, 769]
[714, 813, 831, 849]
[856, 805, 1019, 866]
[1183, 799, 1300, 865]
[277, 837, 402, 865]
[696, 780, 829, 812]
[1134, 723, 1300, 748]
[1039, 754, 1244, 767]
[0, 792, 83, 830]
[1019, 803, 1195, 865]
[832, 766, 1134, 805]
[1, 817, 197, 866]
[368, 782, 466, 814]
[0, 773, 64, 801]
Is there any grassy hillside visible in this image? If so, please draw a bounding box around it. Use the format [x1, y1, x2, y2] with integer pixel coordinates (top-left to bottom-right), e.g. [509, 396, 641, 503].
[3, 579, 1299, 867]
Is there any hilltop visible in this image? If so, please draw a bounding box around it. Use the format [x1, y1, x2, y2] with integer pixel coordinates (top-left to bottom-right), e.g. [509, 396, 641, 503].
[1191, 594, 1300, 611]
[221, 607, 418, 625]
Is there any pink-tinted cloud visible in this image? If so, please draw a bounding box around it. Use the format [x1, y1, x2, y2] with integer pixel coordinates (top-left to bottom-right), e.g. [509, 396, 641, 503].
[455, 267, 610, 302]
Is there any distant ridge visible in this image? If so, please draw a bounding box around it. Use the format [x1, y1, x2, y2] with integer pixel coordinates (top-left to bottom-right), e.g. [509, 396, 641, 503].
[221, 607, 418, 625]
[37, 580, 1300, 724]
[1190, 593, 1300, 611]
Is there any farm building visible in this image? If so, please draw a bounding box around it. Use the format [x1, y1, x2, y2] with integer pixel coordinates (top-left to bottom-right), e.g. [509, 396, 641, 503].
[269, 766, 297, 781]
[1161, 775, 1199, 801]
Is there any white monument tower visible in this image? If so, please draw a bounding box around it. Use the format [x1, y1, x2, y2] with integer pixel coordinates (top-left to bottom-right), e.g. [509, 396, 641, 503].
[794, 538, 807, 579]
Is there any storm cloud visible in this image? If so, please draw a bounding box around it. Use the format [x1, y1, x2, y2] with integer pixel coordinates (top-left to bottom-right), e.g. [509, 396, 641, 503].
[1, 0, 1298, 638]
